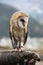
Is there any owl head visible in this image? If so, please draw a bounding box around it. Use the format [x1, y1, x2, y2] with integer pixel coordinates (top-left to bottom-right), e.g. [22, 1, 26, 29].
[11, 11, 29, 28]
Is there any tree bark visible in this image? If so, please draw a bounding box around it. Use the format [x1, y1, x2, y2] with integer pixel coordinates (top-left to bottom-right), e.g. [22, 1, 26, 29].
[0, 50, 40, 65]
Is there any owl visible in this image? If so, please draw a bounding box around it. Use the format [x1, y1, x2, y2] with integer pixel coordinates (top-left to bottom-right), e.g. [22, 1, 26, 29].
[9, 11, 29, 51]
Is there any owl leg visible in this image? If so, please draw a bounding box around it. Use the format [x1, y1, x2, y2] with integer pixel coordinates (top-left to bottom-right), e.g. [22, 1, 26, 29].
[19, 37, 24, 51]
[18, 41, 24, 51]
[21, 42, 24, 50]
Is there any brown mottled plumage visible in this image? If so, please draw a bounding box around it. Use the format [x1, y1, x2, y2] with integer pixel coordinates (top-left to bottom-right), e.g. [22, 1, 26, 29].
[9, 11, 29, 50]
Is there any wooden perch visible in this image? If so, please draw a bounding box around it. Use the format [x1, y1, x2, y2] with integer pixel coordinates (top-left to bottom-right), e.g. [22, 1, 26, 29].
[0, 50, 40, 65]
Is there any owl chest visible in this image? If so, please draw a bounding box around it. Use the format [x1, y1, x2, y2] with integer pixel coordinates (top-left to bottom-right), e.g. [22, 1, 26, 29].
[13, 28, 25, 39]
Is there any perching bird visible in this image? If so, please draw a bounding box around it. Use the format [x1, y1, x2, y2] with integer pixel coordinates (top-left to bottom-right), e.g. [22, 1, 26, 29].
[9, 11, 29, 51]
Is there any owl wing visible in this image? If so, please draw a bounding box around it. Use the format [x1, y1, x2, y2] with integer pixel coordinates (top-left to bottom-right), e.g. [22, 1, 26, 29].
[24, 26, 28, 44]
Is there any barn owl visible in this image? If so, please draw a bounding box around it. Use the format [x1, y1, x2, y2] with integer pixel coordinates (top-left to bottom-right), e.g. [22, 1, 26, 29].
[9, 11, 29, 51]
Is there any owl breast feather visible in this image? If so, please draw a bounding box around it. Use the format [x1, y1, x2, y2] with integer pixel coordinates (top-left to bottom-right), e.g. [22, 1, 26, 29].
[13, 27, 25, 40]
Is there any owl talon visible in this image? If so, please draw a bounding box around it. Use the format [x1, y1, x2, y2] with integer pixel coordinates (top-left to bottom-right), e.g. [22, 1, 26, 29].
[19, 46, 24, 51]
[19, 49, 22, 52]
[21, 47, 24, 51]
[14, 48, 18, 51]
[18, 47, 24, 51]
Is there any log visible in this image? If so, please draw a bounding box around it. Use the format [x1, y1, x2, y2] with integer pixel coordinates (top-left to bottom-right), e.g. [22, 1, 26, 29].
[0, 50, 40, 65]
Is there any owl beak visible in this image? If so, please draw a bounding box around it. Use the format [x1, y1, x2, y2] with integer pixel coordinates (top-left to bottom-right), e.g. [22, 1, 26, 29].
[24, 17, 28, 27]
[24, 17, 28, 22]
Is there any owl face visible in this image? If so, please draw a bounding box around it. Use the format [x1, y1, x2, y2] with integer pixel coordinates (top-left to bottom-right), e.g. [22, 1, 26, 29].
[11, 11, 29, 28]
[18, 16, 28, 28]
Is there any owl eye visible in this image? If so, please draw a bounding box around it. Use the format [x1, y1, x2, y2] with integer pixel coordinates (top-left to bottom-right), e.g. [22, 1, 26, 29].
[20, 19, 25, 22]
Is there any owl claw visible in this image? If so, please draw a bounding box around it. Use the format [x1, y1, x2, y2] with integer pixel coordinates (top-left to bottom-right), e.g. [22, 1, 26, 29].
[19, 49, 22, 52]
[14, 48, 18, 51]
[18, 46, 24, 51]
[21, 47, 24, 51]
[14, 46, 24, 51]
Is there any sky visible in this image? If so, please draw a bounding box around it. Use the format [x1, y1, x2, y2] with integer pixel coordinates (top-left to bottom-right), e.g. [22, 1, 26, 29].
[0, 0, 43, 25]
